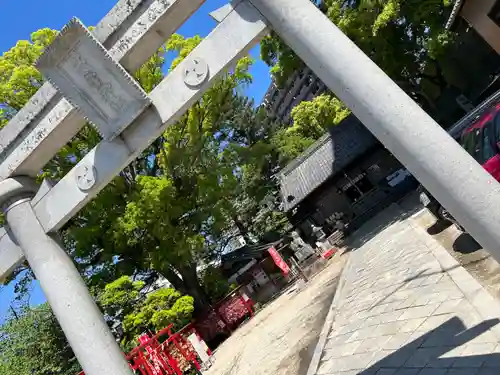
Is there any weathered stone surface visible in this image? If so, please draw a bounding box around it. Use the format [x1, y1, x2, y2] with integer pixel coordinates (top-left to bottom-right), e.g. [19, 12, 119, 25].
[108, 0, 207, 72]
[0, 0, 147, 160]
[0, 0, 204, 180]
[0, 229, 24, 283]
[93, 0, 146, 43]
[36, 18, 150, 141]
[0, 85, 59, 159]
[109, 0, 172, 62]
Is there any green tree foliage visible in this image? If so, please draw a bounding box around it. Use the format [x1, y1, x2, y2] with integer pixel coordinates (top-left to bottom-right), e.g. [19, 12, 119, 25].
[89, 36, 259, 310]
[261, 0, 456, 120]
[200, 266, 233, 303]
[289, 94, 351, 138]
[251, 209, 291, 242]
[0, 304, 80, 375]
[99, 275, 145, 323]
[71, 36, 292, 311]
[122, 289, 194, 344]
[0, 26, 167, 292]
[267, 94, 350, 164]
[1, 28, 290, 316]
[0, 28, 57, 126]
[98, 276, 194, 349]
[217, 97, 288, 241]
[270, 129, 315, 165]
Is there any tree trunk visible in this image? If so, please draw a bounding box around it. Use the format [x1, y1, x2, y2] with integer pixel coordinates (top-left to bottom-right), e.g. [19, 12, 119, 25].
[161, 266, 187, 293]
[161, 264, 211, 315]
[232, 215, 252, 244]
[178, 264, 211, 315]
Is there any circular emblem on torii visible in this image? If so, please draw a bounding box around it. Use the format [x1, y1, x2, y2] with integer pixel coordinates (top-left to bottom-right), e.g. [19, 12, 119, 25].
[183, 57, 210, 88]
[75, 163, 98, 191]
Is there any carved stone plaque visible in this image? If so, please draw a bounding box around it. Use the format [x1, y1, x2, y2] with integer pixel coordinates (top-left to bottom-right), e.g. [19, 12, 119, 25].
[36, 18, 151, 141]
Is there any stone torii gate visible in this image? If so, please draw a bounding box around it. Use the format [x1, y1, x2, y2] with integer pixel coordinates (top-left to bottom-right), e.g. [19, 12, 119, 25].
[3, 0, 500, 374]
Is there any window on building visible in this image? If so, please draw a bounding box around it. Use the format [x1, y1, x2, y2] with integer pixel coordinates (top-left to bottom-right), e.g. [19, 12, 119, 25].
[344, 185, 363, 203]
[489, 0, 500, 27]
[341, 174, 374, 203]
[356, 175, 374, 194]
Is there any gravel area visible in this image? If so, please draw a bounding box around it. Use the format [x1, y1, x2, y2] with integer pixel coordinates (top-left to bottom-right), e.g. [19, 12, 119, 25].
[203, 256, 347, 375]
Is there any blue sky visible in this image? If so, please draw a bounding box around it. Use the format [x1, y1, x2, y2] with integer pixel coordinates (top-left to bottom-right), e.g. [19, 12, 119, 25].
[0, 0, 271, 322]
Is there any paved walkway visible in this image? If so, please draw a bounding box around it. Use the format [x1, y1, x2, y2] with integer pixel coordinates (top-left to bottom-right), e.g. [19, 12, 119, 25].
[311, 206, 500, 375]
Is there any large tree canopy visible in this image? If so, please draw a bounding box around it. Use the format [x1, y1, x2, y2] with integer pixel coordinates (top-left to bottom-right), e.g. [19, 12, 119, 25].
[66, 35, 285, 310]
[0, 28, 291, 315]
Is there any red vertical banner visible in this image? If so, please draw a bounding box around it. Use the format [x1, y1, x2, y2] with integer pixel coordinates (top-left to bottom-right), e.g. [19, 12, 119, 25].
[268, 247, 291, 275]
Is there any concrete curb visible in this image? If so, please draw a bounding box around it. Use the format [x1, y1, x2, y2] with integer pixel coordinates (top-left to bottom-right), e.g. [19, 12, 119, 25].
[410, 214, 500, 340]
[305, 252, 354, 375]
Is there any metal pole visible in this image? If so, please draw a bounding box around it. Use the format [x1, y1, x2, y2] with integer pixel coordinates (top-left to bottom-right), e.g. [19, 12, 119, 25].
[249, 0, 500, 257]
[2, 183, 133, 375]
[289, 255, 309, 283]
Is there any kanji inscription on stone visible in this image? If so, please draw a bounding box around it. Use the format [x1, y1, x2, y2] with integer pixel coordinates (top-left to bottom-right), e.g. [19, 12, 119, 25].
[36, 18, 151, 141]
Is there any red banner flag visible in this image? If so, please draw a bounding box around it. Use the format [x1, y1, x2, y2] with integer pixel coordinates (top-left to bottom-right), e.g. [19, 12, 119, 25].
[268, 247, 291, 275]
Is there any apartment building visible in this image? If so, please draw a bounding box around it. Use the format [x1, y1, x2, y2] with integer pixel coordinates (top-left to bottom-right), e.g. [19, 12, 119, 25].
[262, 67, 327, 124]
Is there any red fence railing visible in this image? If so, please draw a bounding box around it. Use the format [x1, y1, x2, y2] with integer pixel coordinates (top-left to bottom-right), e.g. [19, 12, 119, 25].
[78, 324, 206, 375]
[78, 291, 254, 375]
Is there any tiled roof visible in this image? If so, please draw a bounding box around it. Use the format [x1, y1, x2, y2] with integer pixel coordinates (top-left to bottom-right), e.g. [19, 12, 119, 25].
[278, 116, 377, 212]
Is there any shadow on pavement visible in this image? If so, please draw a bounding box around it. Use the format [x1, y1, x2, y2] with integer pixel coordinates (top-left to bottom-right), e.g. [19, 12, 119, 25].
[453, 233, 482, 254]
[367, 261, 490, 313]
[357, 317, 500, 374]
[366, 270, 427, 311]
[345, 204, 415, 251]
[426, 220, 453, 235]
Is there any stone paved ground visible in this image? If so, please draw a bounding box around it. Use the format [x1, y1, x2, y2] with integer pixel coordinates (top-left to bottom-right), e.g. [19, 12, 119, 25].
[314, 206, 500, 375]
